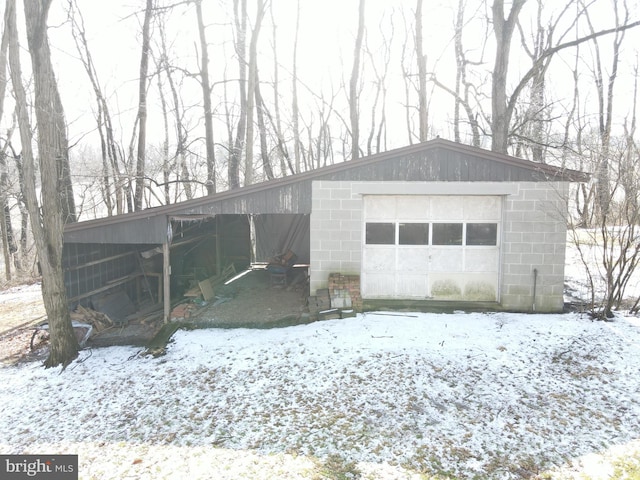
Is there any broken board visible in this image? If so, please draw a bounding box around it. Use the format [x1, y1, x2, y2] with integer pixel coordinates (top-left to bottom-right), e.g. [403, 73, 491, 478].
[198, 278, 215, 301]
[91, 289, 136, 324]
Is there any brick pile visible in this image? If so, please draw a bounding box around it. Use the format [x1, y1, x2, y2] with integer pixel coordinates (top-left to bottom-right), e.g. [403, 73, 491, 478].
[328, 273, 362, 312]
[170, 303, 197, 320]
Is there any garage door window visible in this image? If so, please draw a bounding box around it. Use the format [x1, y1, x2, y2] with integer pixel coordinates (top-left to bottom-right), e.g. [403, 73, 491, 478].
[466, 223, 498, 246]
[399, 223, 429, 245]
[432, 223, 463, 245]
[366, 223, 395, 244]
[367, 221, 498, 246]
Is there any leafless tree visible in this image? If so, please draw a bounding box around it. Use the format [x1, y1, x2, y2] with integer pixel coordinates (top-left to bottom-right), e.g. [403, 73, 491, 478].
[0, 20, 16, 281]
[490, 0, 640, 154]
[9, 0, 79, 367]
[194, 0, 216, 194]
[491, 0, 527, 153]
[585, 0, 627, 221]
[244, 0, 266, 186]
[268, 1, 290, 177]
[365, 11, 392, 156]
[68, 0, 126, 215]
[414, 0, 428, 142]
[349, 0, 366, 161]
[132, 0, 154, 211]
[569, 136, 640, 319]
[254, 71, 273, 180]
[228, 0, 247, 189]
[291, 0, 301, 173]
[156, 14, 193, 201]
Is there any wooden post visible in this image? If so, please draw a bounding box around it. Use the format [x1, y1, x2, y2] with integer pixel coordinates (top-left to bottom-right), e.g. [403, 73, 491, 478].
[163, 240, 171, 322]
[215, 215, 221, 276]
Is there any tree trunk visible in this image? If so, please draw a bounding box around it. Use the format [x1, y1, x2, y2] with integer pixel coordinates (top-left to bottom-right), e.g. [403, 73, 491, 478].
[255, 72, 274, 180]
[229, 0, 247, 190]
[349, 0, 366, 161]
[491, 0, 527, 153]
[415, 0, 428, 142]
[195, 0, 216, 194]
[269, 2, 289, 177]
[291, 0, 301, 173]
[244, 0, 266, 186]
[14, 0, 78, 368]
[0, 22, 14, 280]
[69, 0, 124, 215]
[134, 0, 153, 210]
[156, 64, 171, 204]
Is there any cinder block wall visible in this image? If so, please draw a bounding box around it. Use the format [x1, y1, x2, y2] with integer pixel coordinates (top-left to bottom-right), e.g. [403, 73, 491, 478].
[309, 181, 364, 296]
[309, 180, 570, 312]
[500, 181, 569, 312]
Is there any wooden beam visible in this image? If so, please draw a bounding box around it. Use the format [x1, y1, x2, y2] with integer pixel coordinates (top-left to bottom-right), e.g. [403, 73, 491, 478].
[65, 251, 135, 272]
[215, 215, 222, 276]
[163, 240, 171, 323]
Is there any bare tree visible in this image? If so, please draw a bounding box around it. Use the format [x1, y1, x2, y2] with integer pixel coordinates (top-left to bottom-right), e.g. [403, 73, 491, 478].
[194, 0, 216, 194]
[68, 0, 126, 215]
[569, 137, 640, 319]
[490, 0, 640, 154]
[156, 14, 193, 201]
[229, 0, 247, 189]
[491, 0, 527, 153]
[586, 1, 627, 220]
[244, 0, 266, 186]
[414, 0, 428, 142]
[268, 1, 290, 177]
[254, 71, 274, 180]
[365, 11, 392, 156]
[0, 19, 16, 281]
[291, 0, 301, 173]
[349, 0, 366, 161]
[134, 0, 154, 210]
[9, 0, 79, 367]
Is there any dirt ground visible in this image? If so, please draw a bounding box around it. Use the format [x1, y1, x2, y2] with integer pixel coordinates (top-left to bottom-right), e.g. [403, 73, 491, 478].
[0, 269, 309, 365]
[197, 268, 310, 328]
[0, 282, 48, 365]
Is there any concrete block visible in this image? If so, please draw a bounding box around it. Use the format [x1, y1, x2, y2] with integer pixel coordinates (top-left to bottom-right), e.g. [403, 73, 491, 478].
[510, 221, 535, 233]
[330, 250, 351, 262]
[520, 253, 544, 264]
[330, 209, 352, 221]
[510, 243, 533, 254]
[507, 264, 536, 275]
[313, 187, 331, 200]
[320, 198, 342, 211]
[507, 284, 532, 296]
[331, 188, 352, 199]
[523, 188, 548, 200]
[502, 253, 523, 265]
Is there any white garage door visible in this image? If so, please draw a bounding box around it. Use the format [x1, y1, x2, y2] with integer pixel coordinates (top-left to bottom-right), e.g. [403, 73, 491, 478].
[362, 195, 501, 301]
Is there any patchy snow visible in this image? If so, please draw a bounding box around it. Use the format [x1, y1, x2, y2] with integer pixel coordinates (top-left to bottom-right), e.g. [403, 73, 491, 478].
[0, 310, 639, 479]
[0, 282, 43, 305]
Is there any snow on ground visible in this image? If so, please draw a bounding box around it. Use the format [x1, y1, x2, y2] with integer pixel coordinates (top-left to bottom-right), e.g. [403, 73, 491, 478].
[0, 310, 639, 479]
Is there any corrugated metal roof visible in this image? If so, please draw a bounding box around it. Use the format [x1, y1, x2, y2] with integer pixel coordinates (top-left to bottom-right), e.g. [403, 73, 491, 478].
[64, 138, 588, 238]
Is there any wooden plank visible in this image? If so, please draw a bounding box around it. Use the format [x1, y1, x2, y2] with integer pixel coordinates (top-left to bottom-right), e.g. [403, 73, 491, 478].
[183, 285, 202, 297]
[163, 241, 171, 323]
[199, 278, 215, 301]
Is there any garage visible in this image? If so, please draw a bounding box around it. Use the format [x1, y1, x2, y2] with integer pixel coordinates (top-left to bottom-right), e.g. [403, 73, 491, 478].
[362, 195, 501, 301]
[64, 138, 587, 314]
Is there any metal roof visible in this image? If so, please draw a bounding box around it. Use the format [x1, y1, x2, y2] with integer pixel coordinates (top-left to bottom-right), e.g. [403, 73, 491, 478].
[64, 138, 588, 244]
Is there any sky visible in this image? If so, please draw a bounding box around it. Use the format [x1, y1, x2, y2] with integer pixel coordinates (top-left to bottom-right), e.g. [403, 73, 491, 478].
[41, 0, 483, 149]
[4, 0, 640, 191]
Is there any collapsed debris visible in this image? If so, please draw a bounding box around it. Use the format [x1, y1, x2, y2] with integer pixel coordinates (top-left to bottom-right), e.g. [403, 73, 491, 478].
[70, 305, 113, 333]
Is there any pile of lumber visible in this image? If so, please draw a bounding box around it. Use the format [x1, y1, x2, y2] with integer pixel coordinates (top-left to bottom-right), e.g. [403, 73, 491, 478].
[183, 264, 238, 301]
[70, 305, 114, 333]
